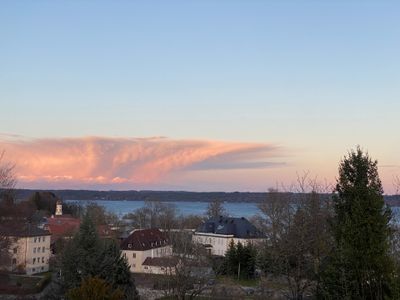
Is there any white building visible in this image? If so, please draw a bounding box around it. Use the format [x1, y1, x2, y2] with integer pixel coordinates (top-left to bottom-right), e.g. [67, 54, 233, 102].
[0, 224, 51, 275]
[121, 228, 172, 273]
[192, 216, 265, 256]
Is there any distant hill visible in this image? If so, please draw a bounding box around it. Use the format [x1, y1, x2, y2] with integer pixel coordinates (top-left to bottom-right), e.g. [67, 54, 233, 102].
[14, 189, 400, 206]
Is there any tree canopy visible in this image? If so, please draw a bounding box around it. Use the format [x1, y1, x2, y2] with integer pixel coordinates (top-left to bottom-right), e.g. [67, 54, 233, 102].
[319, 147, 394, 299]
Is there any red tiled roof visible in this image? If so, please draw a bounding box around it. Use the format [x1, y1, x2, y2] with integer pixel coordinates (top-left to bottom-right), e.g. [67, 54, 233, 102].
[46, 216, 115, 243]
[46, 216, 81, 238]
[121, 228, 170, 251]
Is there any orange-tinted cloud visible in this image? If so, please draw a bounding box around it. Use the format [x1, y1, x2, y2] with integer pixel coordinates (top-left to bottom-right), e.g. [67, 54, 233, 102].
[0, 136, 284, 189]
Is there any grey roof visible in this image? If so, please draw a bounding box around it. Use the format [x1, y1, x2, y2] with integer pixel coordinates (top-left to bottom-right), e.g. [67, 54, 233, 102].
[195, 216, 264, 239]
[0, 223, 51, 237]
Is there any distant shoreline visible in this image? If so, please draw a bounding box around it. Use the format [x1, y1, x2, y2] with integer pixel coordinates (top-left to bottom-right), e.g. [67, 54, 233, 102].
[15, 189, 400, 206]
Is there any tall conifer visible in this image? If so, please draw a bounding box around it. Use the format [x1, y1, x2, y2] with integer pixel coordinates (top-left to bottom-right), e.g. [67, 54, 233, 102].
[319, 147, 394, 299]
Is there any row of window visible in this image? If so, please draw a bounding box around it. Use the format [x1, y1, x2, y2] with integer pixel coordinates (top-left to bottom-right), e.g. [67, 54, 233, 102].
[197, 236, 226, 245]
[33, 246, 46, 253]
[32, 257, 45, 264]
[33, 236, 46, 243]
[30, 266, 45, 273]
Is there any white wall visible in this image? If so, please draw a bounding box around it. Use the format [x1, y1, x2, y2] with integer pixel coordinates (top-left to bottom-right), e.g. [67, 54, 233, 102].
[122, 245, 172, 273]
[193, 233, 263, 256]
[7, 235, 51, 275]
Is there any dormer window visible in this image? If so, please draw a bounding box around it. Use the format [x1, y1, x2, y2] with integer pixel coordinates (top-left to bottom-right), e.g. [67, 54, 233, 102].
[128, 243, 132, 249]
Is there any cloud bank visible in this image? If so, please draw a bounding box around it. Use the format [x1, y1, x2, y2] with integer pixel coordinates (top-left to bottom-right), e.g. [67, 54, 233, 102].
[0, 136, 284, 189]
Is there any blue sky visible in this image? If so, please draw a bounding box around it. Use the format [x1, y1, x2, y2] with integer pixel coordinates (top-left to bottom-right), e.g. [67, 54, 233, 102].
[1, 1, 399, 192]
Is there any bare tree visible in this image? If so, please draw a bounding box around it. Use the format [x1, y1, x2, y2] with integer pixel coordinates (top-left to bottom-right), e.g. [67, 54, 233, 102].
[0, 151, 16, 203]
[0, 151, 16, 268]
[257, 175, 333, 300]
[123, 200, 178, 231]
[205, 199, 227, 219]
[394, 175, 400, 195]
[161, 232, 213, 300]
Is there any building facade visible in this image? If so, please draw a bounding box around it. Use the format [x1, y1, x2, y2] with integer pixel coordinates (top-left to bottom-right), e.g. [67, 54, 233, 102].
[192, 216, 265, 256]
[121, 228, 172, 273]
[0, 225, 51, 275]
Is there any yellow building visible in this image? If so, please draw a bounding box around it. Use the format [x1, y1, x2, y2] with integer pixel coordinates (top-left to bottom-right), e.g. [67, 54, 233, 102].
[121, 228, 172, 273]
[0, 224, 51, 275]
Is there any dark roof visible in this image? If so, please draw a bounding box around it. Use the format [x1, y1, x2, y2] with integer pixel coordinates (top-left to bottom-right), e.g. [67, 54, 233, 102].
[142, 257, 178, 267]
[0, 223, 51, 237]
[120, 228, 170, 251]
[195, 216, 264, 239]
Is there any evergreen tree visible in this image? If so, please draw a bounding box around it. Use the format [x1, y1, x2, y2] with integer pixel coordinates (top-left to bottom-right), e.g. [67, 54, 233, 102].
[319, 147, 394, 299]
[75, 212, 103, 279]
[223, 240, 257, 280]
[61, 237, 82, 290]
[99, 240, 139, 300]
[61, 214, 140, 299]
[61, 213, 102, 289]
[224, 240, 237, 276]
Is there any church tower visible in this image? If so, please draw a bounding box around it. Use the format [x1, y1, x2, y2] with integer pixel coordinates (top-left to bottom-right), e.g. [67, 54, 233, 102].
[55, 200, 63, 216]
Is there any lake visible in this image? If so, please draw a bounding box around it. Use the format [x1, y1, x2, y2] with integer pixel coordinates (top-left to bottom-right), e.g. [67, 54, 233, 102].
[65, 200, 261, 218]
[65, 199, 400, 219]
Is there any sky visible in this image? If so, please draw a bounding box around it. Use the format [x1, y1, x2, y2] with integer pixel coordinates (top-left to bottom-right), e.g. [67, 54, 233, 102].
[0, 1, 399, 193]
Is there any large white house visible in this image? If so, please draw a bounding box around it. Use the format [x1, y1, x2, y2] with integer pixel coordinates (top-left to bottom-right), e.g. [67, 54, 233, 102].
[0, 224, 51, 275]
[121, 228, 172, 273]
[192, 216, 265, 256]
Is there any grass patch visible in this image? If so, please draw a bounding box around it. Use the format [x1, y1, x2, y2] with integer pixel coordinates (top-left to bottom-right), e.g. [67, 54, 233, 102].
[216, 275, 259, 287]
[0, 272, 52, 295]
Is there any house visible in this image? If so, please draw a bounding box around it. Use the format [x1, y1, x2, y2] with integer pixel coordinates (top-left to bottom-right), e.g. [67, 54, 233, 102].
[141, 256, 178, 275]
[0, 224, 51, 275]
[44, 200, 114, 250]
[121, 228, 172, 273]
[45, 214, 80, 245]
[192, 216, 265, 256]
[141, 256, 214, 278]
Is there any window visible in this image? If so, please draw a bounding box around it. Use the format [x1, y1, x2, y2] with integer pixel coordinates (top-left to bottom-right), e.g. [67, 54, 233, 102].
[33, 258, 36, 264]
[12, 258, 16, 265]
[34, 238, 37, 243]
[41, 267, 44, 271]
[33, 247, 36, 253]
[128, 243, 132, 249]
[13, 247, 17, 254]
[144, 266, 148, 270]
[42, 247, 45, 252]
[132, 253, 136, 258]
[37, 247, 41, 253]
[38, 237, 41, 242]
[132, 264, 136, 268]
[32, 268, 36, 272]
[42, 257, 45, 263]
[43, 237, 45, 242]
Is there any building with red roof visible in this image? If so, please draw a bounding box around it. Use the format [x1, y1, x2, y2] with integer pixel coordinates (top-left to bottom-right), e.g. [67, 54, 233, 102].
[121, 228, 172, 273]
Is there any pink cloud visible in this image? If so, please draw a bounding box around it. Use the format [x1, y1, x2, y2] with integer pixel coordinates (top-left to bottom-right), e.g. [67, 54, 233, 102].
[0, 136, 284, 189]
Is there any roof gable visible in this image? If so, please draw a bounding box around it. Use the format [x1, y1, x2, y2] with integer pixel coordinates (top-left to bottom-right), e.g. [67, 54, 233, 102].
[196, 216, 264, 238]
[121, 228, 170, 251]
